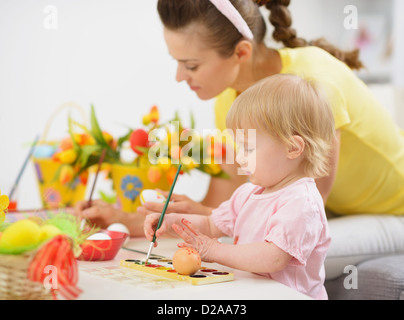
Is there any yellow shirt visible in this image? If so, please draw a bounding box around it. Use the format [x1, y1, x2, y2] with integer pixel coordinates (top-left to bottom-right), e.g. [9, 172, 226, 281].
[214, 46, 404, 215]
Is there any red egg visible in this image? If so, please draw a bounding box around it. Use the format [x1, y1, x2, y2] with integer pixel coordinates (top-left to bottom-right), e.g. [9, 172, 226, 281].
[129, 129, 149, 155]
[172, 247, 201, 275]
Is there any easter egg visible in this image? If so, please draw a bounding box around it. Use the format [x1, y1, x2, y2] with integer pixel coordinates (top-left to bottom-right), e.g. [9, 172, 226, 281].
[172, 247, 201, 275]
[87, 232, 111, 240]
[129, 129, 149, 155]
[0, 219, 41, 249]
[39, 224, 62, 242]
[107, 223, 129, 235]
[107, 223, 130, 245]
[33, 145, 56, 158]
[140, 189, 166, 205]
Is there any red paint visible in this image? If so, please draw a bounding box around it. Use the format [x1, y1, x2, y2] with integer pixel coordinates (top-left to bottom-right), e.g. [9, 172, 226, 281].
[145, 264, 162, 268]
[201, 269, 217, 273]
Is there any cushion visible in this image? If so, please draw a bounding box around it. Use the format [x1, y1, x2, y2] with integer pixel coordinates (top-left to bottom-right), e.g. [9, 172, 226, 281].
[325, 215, 404, 280]
[325, 255, 404, 300]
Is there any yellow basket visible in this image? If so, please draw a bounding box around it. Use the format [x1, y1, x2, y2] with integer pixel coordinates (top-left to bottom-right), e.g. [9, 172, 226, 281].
[111, 163, 171, 213]
[32, 158, 87, 209]
[32, 102, 88, 209]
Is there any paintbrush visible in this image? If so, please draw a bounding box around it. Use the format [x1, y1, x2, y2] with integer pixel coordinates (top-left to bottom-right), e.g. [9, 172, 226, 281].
[8, 135, 40, 201]
[145, 164, 182, 266]
[122, 247, 165, 259]
[86, 148, 107, 208]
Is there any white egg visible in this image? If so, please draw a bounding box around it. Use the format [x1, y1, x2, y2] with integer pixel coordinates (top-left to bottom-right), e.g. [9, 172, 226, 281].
[107, 223, 130, 245]
[140, 189, 166, 205]
[87, 232, 111, 240]
[107, 223, 129, 234]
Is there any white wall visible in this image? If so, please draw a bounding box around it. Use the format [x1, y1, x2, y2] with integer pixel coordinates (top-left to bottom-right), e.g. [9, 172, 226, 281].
[0, 0, 214, 209]
[0, 0, 402, 209]
[392, 0, 404, 86]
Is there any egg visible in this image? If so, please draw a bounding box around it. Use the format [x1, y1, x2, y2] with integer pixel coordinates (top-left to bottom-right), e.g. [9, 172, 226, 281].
[0, 219, 41, 249]
[172, 247, 201, 275]
[38, 224, 62, 242]
[33, 145, 56, 158]
[107, 223, 130, 245]
[140, 189, 166, 205]
[107, 223, 129, 234]
[87, 232, 111, 240]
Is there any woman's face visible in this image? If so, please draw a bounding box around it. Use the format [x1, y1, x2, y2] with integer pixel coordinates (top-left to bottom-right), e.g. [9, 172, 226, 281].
[164, 27, 240, 100]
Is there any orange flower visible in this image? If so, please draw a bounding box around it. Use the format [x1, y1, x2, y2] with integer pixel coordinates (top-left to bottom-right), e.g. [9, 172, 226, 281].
[59, 165, 74, 184]
[147, 166, 162, 183]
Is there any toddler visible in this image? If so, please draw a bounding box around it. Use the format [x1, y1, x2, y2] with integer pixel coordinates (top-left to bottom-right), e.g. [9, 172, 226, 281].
[144, 74, 335, 300]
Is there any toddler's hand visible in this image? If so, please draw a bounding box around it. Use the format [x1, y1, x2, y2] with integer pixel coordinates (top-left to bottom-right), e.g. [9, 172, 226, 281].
[172, 219, 220, 262]
[143, 212, 166, 246]
[143, 212, 180, 246]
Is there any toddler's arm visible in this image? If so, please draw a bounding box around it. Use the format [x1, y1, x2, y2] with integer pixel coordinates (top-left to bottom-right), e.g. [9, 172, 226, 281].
[175, 219, 292, 274]
[143, 213, 225, 245]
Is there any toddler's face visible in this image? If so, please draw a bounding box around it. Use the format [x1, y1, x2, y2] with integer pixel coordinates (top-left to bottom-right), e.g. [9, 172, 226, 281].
[235, 129, 300, 192]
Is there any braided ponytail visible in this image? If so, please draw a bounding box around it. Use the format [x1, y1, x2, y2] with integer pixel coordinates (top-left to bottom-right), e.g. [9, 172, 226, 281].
[254, 0, 364, 70]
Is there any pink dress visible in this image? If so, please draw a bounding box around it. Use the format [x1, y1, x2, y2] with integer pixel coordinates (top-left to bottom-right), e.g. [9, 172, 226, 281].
[211, 178, 331, 300]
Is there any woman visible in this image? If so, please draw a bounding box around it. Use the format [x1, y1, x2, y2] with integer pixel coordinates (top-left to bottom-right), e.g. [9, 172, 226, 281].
[75, 0, 404, 235]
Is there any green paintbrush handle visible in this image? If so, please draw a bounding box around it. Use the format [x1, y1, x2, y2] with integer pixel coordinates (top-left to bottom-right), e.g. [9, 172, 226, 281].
[152, 164, 182, 243]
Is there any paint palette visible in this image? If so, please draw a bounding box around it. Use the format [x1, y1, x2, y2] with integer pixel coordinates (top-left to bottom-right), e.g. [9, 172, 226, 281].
[120, 258, 234, 285]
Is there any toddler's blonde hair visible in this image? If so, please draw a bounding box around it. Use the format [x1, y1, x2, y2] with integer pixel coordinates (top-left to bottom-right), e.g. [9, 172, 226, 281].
[226, 73, 335, 178]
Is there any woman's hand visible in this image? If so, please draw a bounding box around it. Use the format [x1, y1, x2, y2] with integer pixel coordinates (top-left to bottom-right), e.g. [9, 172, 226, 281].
[73, 199, 145, 236]
[73, 199, 122, 228]
[137, 189, 213, 216]
[172, 218, 220, 262]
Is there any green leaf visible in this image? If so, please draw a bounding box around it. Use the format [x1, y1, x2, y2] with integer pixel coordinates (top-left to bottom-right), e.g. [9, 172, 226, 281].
[78, 144, 101, 168]
[117, 129, 132, 148]
[99, 190, 116, 204]
[190, 111, 195, 130]
[68, 115, 80, 150]
[90, 104, 108, 146]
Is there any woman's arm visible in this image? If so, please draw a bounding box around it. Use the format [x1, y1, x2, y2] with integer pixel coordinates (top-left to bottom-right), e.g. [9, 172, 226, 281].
[315, 130, 341, 204]
[139, 161, 246, 216]
[73, 199, 146, 237]
[202, 162, 248, 208]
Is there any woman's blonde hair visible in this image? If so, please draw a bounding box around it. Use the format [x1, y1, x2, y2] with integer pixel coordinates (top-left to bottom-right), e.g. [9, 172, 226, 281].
[226, 73, 335, 178]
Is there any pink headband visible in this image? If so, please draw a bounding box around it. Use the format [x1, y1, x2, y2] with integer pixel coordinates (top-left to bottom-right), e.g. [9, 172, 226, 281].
[209, 0, 254, 40]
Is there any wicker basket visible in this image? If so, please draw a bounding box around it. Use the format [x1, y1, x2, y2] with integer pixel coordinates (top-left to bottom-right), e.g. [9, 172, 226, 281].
[0, 250, 53, 300]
